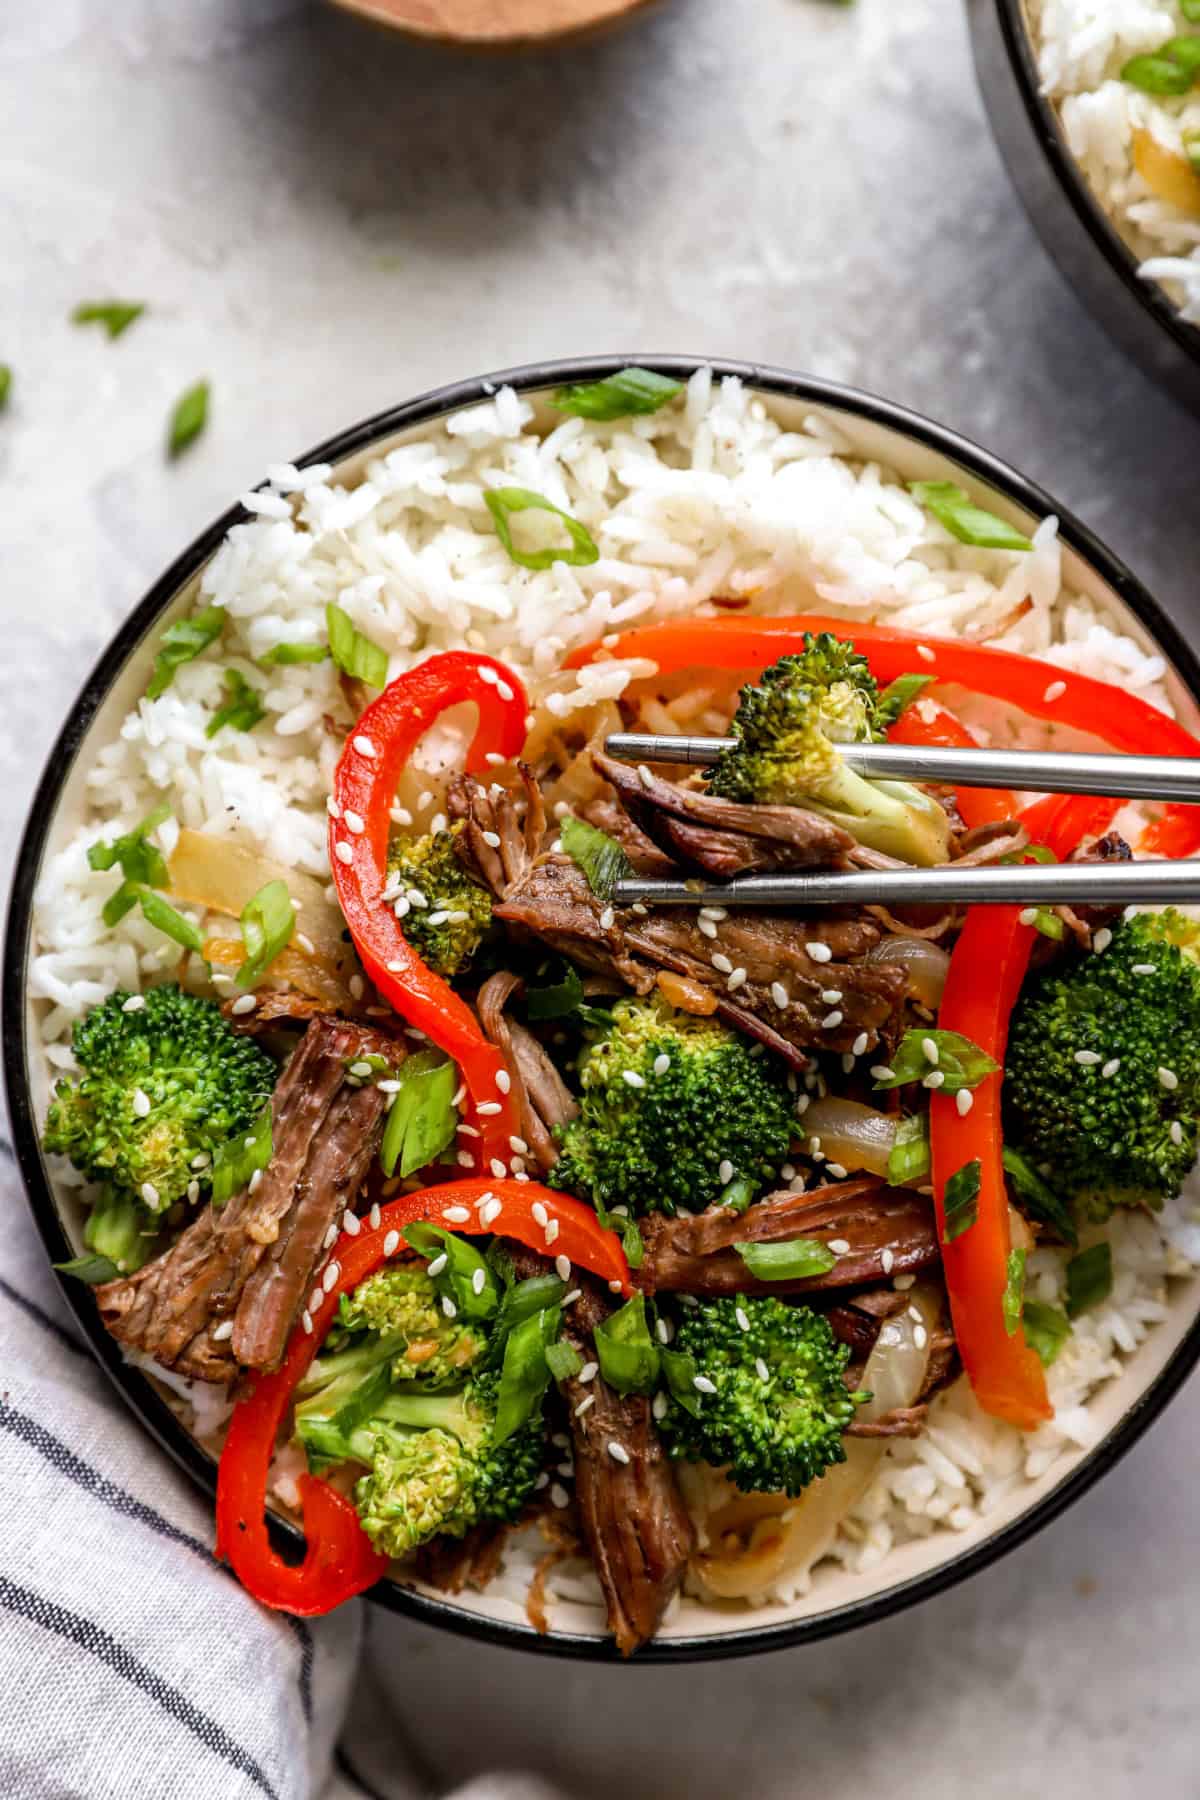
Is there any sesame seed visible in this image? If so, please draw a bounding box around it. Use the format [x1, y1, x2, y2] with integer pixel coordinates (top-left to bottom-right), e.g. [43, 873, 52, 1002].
[923, 1070, 945, 1089]
[495, 1070, 512, 1095]
[383, 1230, 400, 1256]
[479, 1199, 503, 1226]
[916, 643, 936, 664]
[852, 1031, 869, 1057]
[187, 1179, 200, 1204]
[132, 1088, 151, 1118]
[1159, 1067, 1179, 1090]
[563, 1288, 581, 1305]
[711, 952, 733, 975]
[344, 810, 365, 834]
[472, 1268, 486, 1295]
[140, 1182, 159, 1207]
[309, 1286, 324, 1314]
[533, 1202, 549, 1227]
[485, 752, 505, 768]
[637, 764, 654, 789]
[550, 1483, 570, 1509]
[718, 1158, 734, 1185]
[840, 1052, 855, 1076]
[1092, 927, 1113, 953]
[443, 1205, 471, 1223]
[211, 1318, 234, 1343]
[735, 1306, 751, 1331]
[599, 906, 615, 930]
[1102, 1058, 1121, 1078]
[545, 1220, 560, 1245]
[555, 1254, 571, 1281]
[334, 841, 354, 865]
[496, 680, 514, 703]
[828, 1237, 851, 1254]
[230, 992, 259, 1018]
[406, 888, 427, 909]
[780, 1163, 796, 1180]
[456, 1152, 475, 1170]
[426, 1253, 449, 1277]
[607, 1441, 631, 1465]
[481, 830, 502, 848]
[369, 1203, 381, 1230]
[1043, 680, 1067, 703]
[349, 1060, 373, 1078]
[427, 911, 450, 927]
[893, 1272, 916, 1291]
[821, 989, 843, 1005]
[1171, 1120, 1184, 1146]
[322, 1262, 340, 1292]
[922, 1037, 939, 1065]
[579, 1361, 598, 1383]
[1018, 907, 1038, 927]
[477, 1101, 503, 1116]
[652, 1392, 669, 1421]
[121, 993, 146, 1013]
[622, 1069, 646, 1089]
[881, 1247, 895, 1274]
[442, 1296, 458, 1319]
[698, 918, 718, 939]
[755, 1356, 770, 1382]
[324, 1225, 339, 1249]
[489, 1159, 508, 1179]
[1133, 963, 1157, 976]
[956, 1088, 974, 1116]
[653, 1053, 670, 1077]
[767, 982, 789, 1011]
[248, 1169, 263, 1195]
[349, 971, 363, 996]
[727, 968, 747, 991]
[1074, 1050, 1101, 1066]
[822, 1010, 843, 1029]
[575, 1395, 596, 1418]
[808, 1134, 823, 1155]
[826, 1162, 849, 1179]
[806, 941, 833, 963]
[453, 1085, 467, 1107]
[326, 797, 342, 819]
[377, 1079, 401, 1094]
[353, 735, 377, 758]
[914, 1324, 929, 1350]
[655, 1317, 672, 1345]
[871, 1064, 895, 1082]
[693, 1375, 717, 1395]
[509, 1135, 529, 1155]
[302, 1310, 313, 1334]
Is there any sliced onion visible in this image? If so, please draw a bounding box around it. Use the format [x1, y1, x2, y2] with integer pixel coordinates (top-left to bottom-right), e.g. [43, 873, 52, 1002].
[168, 829, 347, 967]
[690, 1286, 939, 1602]
[801, 1097, 897, 1178]
[865, 934, 951, 1007]
[203, 937, 354, 1009]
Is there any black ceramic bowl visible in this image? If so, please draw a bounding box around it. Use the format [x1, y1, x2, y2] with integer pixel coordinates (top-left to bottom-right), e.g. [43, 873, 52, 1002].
[969, 0, 1200, 414]
[7, 356, 1200, 1660]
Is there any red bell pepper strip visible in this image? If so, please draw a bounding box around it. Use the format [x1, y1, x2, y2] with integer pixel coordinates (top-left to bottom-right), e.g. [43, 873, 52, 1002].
[1138, 807, 1200, 857]
[886, 698, 1016, 830]
[328, 653, 528, 1168]
[928, 795, 1108, 1431]
[216, 1179, 631, 1614]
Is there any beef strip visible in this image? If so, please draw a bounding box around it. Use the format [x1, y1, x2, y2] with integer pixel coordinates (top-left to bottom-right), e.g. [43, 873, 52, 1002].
[413, 1521, 512, 1595]
[97, 1015, 398, 1381]
[637, 1177, 940, 1297]
[477, 971, 578, 1172]
[591, 751, 854, 877]
[448, 762, 546, 899]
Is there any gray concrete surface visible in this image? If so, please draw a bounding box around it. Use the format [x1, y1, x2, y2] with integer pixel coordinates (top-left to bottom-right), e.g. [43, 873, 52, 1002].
[3, 1, 1199, 1794]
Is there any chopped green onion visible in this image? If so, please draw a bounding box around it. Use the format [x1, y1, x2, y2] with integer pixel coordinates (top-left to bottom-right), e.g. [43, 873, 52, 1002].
[595, 1200, 644, 1269]
[137, 890, 204, 953]
[259, 642, 330, 666]
[716, 1175, 757, 1214]
[549, 367, 684, 421]
[545, 1339, 584, 1381]
[379, 1051, 459, 1178]
[236, 878, 295, 987]
[0, 365, 11, 410]
[525, 962, 586, 1020]
[325, 602, 388, 690]
[1021, 1300, 1071, 1367]
[886, 1111, 930, 1187]
[1120, 51, 1195, 93]
[168, 379, 210, 458]
[145, 605, 225, 700]
[593, 1294, 660, 1395]
[71, 301, 145, 340]
[88, 801, 172, 888]
[206, 669, 267, 739]
[943, 1159, 981, 1243]
[102, 882, 141, 929]
[1165, 34, 1200, 72]
[484, 487, 600, 572]
[908, 481, 1033, 551]
[876, 673, 933, 727]
[734, 1237, 837, 1281]
[1184, 127, 1200, 172]
[1002, 1145, 1077, 1245]
[1066, 1241, 1113, 1317]
[660, 1348, 702, 1417]
[403, 1221, 499, 1321]
[1183, 0, 1200, 20]
[1002, 1247, 1028, 1337]
[54, 1252, 122, 1285]
[211, 1102, 273, 1206]
[559, 814, 631, 902]
[873, 1027, 1000, 1096]
[493, 1305, 561, 1443]
[495, 1273, 566, 1342]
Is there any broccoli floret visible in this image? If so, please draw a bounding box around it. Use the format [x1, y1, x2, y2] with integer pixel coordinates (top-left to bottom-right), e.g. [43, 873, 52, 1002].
[658, 1295, 866, 1495]
[706, 637, 952, 865]
[323, 1266, 485, 1390]
[386, 825, 492, 976]
[42, 986, 276, 1222]
[548, 996, 794, 1216]
[82, 1186, 160, 1275]
[1006, 909, 1200, 1222]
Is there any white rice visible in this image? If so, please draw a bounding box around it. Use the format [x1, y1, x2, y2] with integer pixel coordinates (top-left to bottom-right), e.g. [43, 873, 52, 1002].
[29, 371, 1197, 1626]
[1031, 0, 1200, 322]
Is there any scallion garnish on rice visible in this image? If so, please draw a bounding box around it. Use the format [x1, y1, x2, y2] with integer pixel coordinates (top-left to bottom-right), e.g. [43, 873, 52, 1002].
[1021, 1300, 1071, 1367]
[908, 481, 1033, 551]
[549, 367, 684, 422]
[484, 486, 600, 571]
[1065, 1241, 1113, 1317]
[71, 300, 145, 340]
[259, 641, 330, 666]
[145, 604, 225, 699]
[89, 804, 203, 952]
[236, 878, 295, 987]
[326, 602, 388, 690]
[206, 669, 267, 739]
[0, 365, 11, 410]
[1120, 43, 1200, 95]
[169, 379, 210, 457]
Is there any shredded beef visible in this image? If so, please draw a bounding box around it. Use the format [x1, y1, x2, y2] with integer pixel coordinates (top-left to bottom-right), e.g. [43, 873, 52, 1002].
[477, 971, 578, 1172]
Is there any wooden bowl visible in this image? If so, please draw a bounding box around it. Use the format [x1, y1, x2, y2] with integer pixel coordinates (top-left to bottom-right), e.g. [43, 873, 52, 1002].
[327, 0, 662, 48]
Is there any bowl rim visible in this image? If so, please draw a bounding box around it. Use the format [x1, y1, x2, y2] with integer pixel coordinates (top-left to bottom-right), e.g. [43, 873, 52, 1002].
[986, 0, 1200, 371]
[7, 351, 1200, 1663]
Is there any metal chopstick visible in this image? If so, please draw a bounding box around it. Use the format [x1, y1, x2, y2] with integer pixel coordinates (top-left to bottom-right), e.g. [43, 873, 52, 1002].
[613, 861, 1200, 910]
[604, 733, 1200, 802]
